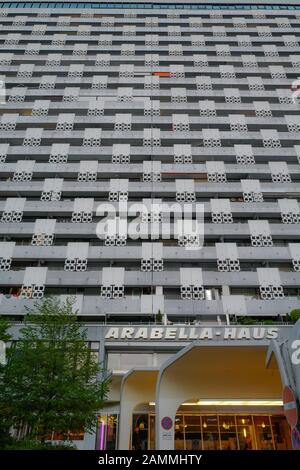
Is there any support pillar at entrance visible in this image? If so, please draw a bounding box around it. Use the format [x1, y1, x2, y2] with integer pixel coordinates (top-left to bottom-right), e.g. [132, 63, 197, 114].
[118, 368, 158, 450]
[267, 319, 300, 396]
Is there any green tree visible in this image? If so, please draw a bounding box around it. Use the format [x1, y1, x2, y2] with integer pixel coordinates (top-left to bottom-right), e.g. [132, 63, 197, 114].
[156, 309, 163, 323]
[0, 317, 11, 343]
[1, 297, 109, 446]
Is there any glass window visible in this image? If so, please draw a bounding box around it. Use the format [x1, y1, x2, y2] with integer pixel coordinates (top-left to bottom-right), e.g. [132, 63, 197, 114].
[149, 415, 155, 450]
[174, 415, 184, 450]
[132, 413, 292, 451]
[202, 415, 220, 450]
[132, 414, 148, 451]
[271, 416, 292, 450]
[219, 415, 238, 450]
[253, 416, 274, 450]
[96, 414, 118, 450]
[106, 414, 118, 450]
[184, 415, 201, 451]
[236, 415, 255, 450]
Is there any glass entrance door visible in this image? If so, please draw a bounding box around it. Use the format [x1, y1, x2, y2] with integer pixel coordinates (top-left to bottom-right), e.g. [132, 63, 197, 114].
[131, 414, 148, 450]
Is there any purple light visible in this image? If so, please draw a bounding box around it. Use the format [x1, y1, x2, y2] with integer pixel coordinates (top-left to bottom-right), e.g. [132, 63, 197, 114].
[99, 420, 105, 450]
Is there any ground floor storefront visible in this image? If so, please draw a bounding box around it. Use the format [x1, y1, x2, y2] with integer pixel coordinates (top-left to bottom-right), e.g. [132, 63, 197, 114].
[40, 323, 299, 450]
[103, 324, 299, 450]
[134, 412, 292, 450]
[97, 410, 292, 451]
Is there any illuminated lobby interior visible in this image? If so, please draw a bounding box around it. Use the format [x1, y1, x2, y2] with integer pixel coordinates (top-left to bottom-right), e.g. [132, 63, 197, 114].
[98, 406, 292, 451]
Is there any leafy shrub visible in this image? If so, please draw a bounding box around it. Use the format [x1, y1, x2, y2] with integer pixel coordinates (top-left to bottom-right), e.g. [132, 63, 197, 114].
[238, 317, 258, 325]
[289, 309, 300, 324]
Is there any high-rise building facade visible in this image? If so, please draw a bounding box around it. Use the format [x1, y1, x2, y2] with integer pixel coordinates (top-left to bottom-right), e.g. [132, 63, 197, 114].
[0, 0, 300, 451]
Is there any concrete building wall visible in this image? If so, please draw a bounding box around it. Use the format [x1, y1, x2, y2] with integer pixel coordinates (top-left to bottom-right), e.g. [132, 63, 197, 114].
[0, 0, 300, 322]
[1, 0, 300, 450]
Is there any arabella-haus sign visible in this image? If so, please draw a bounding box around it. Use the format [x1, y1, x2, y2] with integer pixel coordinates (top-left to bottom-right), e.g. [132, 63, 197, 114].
[105, 326, 279, 341]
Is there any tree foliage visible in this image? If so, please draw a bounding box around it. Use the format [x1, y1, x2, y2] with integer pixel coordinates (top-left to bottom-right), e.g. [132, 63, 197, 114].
[0, 298, 109, 446]
[0, 317, 11, 343]
[156, 309, 163, 323]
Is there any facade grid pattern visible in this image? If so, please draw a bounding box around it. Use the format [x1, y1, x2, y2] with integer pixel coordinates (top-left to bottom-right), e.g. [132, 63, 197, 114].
[0, 1, 300, 322]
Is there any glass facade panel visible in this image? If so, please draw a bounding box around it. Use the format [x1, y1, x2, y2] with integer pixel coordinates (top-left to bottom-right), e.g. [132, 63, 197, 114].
[253, 415, 274, 450]
[96, 414, 118, 450]
[236, 415, 256, 450]
[202, 415, 221, 450]
[149, 414, 156, 450]
[184, 415, 201, 451]
[174, 414, 184, 450]
[126, 413, 291, 451]
[271, 416, 293, 450]
[219, 415, 238, 450]
[132, 413, 148, 450]
[106, 414, 118, 450]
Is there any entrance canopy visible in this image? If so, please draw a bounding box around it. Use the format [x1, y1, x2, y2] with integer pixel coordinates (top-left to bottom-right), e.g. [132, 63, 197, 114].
[117, 342, 284, 449]
[118, 368, 159, 449]
[155, 342, 283, 449]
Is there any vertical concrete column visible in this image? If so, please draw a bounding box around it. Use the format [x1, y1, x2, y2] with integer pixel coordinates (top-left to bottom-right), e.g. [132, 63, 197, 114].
[156, 393, 183, 450]
[118, 370, 158, 450]
[118, 395, 134, 450]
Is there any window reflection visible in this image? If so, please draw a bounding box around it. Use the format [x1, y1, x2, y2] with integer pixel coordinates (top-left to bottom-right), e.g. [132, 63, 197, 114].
[97, 413, 292, 450]
[202, 415, 220, 450]
[174, 415, 184, 450]
[219, 415, 238, 450]
[236, 415, 255, 450]
[96, 414, 118, 450]
[271, 416, 292, 450]
[253, 416, 273, 450]
[184, 415, 201, 451]
[131, 414, 148, 451]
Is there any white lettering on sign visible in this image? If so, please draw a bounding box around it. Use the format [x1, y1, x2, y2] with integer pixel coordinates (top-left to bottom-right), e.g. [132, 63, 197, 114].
[199, 328, 212, 340]
[150, 328, 164, 339]
[237, 328, 251, 340]
[178, 328, 188, 340]
[120, 327, 134, 339]
[134, 327, 148, 339]
[253, 328, 265, 339]
[224, 328, 236, 340]
[266, 328, 279, 339]
[104, 327, 279, 341]
[105, 327, 119, 339]
[291, 340, 300, 365]
[165, 328, 177, 340]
